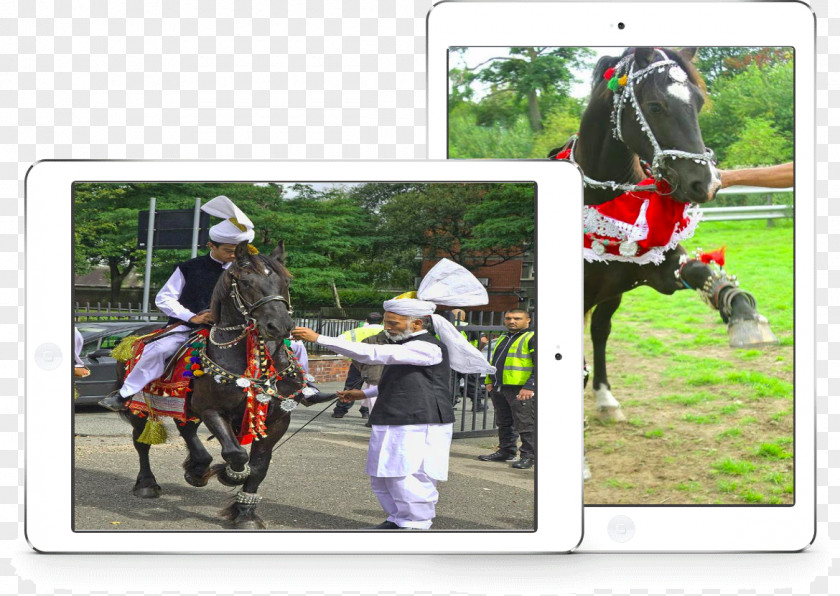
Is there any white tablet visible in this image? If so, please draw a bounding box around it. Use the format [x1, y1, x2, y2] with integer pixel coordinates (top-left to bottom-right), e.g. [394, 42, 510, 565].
[428, 1, 815, 551]
[25, 159, 583, 553]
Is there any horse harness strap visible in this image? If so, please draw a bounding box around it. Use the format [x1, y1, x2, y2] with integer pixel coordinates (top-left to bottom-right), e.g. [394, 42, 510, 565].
[611, 50, 715, 179]
[229, 277, 292, 324]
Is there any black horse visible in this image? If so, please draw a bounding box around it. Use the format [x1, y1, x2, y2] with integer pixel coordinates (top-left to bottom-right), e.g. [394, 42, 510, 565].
[552, 47, 777, 423]
[120, 240, 303, 529]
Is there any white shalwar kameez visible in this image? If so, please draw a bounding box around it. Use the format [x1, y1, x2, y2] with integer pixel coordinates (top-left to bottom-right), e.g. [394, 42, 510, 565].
[118, 256, 232, 398]
[316, 332, 451, 530]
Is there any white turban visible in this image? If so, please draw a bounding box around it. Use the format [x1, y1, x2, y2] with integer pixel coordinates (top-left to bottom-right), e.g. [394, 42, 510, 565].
[202, 195, 255, 244]
[384, 259, 496, 375]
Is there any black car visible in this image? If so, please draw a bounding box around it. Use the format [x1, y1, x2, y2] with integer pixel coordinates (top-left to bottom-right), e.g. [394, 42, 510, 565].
[75, 321, 163, 407]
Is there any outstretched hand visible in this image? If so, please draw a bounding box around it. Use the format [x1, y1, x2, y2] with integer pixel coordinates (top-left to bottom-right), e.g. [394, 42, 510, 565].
[336, 389, 366, 403]
[291, 326, 319, 342]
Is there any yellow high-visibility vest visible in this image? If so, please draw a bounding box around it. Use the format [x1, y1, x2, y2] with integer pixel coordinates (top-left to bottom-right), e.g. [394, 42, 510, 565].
[339, 324, 384, 342]
[484, 331, 534, 386]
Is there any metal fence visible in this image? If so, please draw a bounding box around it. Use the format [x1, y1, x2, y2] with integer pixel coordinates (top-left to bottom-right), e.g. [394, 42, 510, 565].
[693, 187, 793, 222]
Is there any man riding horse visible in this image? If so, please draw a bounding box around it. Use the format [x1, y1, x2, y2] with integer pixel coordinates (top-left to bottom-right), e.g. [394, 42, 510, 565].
[99, 195, 256, 411]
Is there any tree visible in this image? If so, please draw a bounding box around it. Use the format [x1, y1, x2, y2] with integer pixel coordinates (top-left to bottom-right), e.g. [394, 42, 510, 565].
[453, 47, 594, 133]
[377, 183, 534, 270]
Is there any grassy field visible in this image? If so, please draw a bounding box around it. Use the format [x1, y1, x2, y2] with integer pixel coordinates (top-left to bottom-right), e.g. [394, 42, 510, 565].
[584, 219, 795, 505]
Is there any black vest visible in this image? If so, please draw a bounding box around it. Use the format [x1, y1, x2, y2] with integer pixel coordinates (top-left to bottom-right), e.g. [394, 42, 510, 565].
[167, 254, 225, 328]
[369, 333, 454, 426]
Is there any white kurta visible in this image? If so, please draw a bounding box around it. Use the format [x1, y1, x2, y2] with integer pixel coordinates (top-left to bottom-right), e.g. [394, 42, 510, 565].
[316, 331, 452, 481]
[119, 256, 231, 397]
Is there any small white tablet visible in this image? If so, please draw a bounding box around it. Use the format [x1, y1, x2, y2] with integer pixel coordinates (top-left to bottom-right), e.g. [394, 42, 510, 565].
[25, 159, 583, 553]
[428, 1, 815, 551]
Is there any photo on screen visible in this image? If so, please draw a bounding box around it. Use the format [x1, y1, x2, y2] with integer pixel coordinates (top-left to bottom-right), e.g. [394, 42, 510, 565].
[72, 181, 537, 531]
[448, 46, 794, 505]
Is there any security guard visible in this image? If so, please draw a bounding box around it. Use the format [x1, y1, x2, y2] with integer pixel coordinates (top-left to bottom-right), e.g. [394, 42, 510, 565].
[479, 308, 536, 469]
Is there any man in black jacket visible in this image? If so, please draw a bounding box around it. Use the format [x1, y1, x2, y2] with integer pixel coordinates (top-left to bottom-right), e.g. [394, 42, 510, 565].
[292, 258, 495, 530]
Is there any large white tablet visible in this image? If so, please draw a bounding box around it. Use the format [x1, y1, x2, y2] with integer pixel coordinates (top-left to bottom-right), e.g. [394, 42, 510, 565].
[25, 159, 583, 553]
[428, 1, 815, 551]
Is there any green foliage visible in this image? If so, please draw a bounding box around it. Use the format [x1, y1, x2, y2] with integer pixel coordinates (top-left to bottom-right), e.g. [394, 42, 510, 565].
[699, 59, 793, 165]
[720, 118, 791, 168]
[75, 181, 536, 307]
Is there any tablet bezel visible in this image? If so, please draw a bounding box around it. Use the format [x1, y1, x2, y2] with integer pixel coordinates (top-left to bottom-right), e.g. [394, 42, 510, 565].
[427, 0, 815, 551]
[25, 159, 584, 553]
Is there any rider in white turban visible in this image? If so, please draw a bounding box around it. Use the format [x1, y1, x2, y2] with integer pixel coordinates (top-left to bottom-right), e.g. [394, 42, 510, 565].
[291, 258, 496, 530]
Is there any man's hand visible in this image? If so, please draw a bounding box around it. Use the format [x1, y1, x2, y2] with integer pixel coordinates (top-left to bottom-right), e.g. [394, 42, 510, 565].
[337, 389, 365, 403]
[485, 383, 494, 394]
[189, 311, 215, 325]
[291, 326, 319, 342]
[516, 388, 534, 401]
[74, 367, 90, 378]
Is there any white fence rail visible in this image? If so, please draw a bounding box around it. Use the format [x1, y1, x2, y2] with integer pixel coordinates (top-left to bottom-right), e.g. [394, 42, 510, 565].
[692, 186, 793, 222]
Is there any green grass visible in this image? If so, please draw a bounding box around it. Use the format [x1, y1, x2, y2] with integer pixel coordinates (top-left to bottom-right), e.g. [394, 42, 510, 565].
[604, 478, 634, 490]
[583, 219, 794, 505]
[712, 458, 756, 476]
[716, 428, 743, 440]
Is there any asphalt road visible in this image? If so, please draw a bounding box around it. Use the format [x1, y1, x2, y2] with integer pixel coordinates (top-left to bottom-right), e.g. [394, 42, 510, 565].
[74, 382, 535, 531]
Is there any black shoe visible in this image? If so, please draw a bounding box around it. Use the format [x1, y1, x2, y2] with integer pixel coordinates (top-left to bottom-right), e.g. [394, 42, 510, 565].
[331, 410, 346, 418]
[360, 407, 369, 419]
[98, 390, 129, 412]
[512, 457, 535, 469]
[472, 400, 486, 411]
[477, 450, 517, 462]
[364, 419, 372, 428]
[366, 520, 404, 530]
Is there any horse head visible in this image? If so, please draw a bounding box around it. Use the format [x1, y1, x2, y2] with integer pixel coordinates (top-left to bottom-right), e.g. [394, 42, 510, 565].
[213, 240, 295, 341]
[612, 47, 720, 203]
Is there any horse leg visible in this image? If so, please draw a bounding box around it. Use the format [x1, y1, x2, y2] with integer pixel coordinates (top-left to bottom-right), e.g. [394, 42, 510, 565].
[590, 296, 626, 422]
[678, 257, 779, 348]
[201, 409, 252, 487]
[125, 411, 162, 498]
[176, 420, 214, 487]
[220, 414, 292, 530]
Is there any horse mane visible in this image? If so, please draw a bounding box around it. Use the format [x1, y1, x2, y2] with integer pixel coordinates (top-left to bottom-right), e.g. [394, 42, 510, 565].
[210, 253, 292, 323]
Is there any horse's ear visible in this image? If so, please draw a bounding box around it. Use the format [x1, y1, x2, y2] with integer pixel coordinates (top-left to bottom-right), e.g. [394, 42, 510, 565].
[270, 240, 286, 265]
[679, 47, 698, 62]
[234, 241, 251, 267]
[632, 47, 655, 69]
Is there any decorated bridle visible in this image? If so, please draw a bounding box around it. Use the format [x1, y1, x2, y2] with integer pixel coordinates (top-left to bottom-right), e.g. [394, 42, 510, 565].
[569, 49, 715, 194]
[229, 257, 293, 325]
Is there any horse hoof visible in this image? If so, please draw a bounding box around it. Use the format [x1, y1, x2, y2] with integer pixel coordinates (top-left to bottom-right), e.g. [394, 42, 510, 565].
[184, 471, 209, 488]
[598, 406, 626, 423]
[133, 486, 161, 499]
[728, 317, 779, 348]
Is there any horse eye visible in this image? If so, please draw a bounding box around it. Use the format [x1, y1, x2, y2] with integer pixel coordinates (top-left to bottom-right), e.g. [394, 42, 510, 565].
[647, 103, 664, 115]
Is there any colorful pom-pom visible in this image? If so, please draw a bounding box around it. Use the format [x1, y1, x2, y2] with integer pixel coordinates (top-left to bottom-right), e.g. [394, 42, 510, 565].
[193, 370, 205, 377]
[604, 67, 616, 80]
[618, 74, 628, 86]
[607, 77, 620, 92]
[699, 247, 726, 267]
[183, 371, 194, 378]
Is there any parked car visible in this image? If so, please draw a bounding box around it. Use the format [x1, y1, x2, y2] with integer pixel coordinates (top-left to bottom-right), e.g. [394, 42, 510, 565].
[74, 321, 163, 407]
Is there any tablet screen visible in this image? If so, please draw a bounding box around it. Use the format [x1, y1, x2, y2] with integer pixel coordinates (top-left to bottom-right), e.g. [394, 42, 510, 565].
[448, 46, 794, 506]
[72, 180, 539, 531]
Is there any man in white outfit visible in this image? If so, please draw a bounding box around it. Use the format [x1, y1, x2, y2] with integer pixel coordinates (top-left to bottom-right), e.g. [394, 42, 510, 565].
[99, 196, 256, 411]
[292, 259, 495, 530]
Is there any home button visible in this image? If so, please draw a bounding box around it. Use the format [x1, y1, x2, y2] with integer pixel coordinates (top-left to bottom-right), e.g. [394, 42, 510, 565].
[607, 515, 635, 543]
